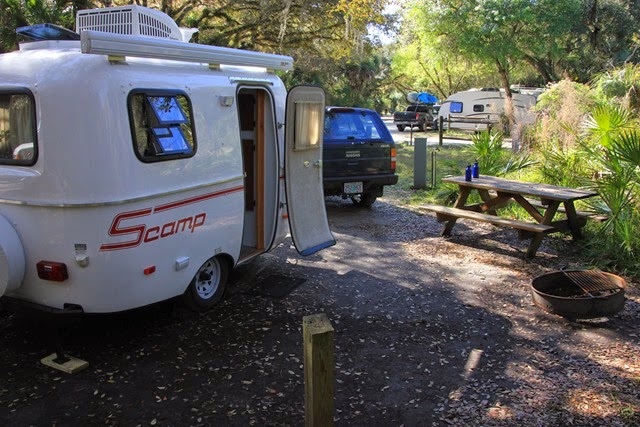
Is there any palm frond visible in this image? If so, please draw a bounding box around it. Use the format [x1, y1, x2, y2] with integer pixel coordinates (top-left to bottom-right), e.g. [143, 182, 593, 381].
[611, 130, 640, 167]
[583, 104, 634, 147]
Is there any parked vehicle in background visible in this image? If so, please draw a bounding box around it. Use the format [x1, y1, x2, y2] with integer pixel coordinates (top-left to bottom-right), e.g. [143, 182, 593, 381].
[323, 107, 398, 207]
[393, 104, 438, 132]
[437, 87, 538, 132]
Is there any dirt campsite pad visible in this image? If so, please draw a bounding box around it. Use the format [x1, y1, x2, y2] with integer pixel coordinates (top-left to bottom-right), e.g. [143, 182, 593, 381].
[1, 198, 639, 426]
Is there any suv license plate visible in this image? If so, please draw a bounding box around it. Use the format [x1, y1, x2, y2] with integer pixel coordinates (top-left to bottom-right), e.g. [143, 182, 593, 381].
[344, 182, 363, 194]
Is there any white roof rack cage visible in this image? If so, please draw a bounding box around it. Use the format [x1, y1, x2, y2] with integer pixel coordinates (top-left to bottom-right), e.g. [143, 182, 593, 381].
[76, 5, 184, 41]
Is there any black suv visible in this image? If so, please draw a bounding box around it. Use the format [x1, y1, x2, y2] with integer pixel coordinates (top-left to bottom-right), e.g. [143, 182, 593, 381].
[323, 107, 398, 207]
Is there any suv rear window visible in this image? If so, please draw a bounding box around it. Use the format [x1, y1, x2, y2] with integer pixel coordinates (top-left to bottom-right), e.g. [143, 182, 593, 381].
[324, 109, 386, 141]
[0, 90, 37, 166]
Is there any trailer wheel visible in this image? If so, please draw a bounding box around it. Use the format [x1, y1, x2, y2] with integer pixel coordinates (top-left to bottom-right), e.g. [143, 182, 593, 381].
[350, 193, 377, 207]
[182, 256, 228, 311]
[396, 125, 405, 131]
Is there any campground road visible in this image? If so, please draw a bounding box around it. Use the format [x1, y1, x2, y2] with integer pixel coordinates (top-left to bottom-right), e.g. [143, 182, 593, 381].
[381, 115, 470, 147]
[382, 115, 516, 149]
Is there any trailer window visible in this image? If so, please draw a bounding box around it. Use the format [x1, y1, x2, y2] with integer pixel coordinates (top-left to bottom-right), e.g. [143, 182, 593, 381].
[450, 102, 463, 114]
[294, 101, 323, 151]
[129, 91, 196, 162]
[473, 104, 485, 112]
[0, 91, 37, 166]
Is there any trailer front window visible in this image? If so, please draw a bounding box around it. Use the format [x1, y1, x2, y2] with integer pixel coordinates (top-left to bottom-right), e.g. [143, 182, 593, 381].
[0, 91, 37, 166]
[450, 102, 463, 114]
[129, 91, 196, 162]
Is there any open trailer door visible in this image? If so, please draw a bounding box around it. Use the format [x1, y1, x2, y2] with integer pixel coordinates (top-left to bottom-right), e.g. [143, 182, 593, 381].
[285, 86, 335, 256]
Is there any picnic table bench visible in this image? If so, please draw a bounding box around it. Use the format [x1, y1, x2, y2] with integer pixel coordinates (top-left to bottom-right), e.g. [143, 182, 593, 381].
[420, 175, 599, 258]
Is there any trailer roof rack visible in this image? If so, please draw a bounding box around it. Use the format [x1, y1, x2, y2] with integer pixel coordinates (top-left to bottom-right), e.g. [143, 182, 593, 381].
[80, 30, 294, 71]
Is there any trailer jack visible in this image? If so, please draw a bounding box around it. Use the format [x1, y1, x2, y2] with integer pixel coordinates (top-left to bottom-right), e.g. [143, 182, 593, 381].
[40, 320, 89, 374]
[1, 298, 89, 373]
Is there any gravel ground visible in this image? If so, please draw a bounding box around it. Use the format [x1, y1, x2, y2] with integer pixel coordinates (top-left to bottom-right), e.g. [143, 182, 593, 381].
[1, 196, 638, 426]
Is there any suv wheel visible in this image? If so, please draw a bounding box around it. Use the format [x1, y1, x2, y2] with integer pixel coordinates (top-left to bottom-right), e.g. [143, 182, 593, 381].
[350, 193, 377, 207]
[396, 125, 405, 131]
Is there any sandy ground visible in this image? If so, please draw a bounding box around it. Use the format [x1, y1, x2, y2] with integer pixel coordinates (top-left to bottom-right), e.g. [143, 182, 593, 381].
[0, 197, 638, 426]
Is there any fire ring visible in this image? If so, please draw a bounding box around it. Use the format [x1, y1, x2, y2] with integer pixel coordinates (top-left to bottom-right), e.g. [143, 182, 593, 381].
[531, 269, 626, 319]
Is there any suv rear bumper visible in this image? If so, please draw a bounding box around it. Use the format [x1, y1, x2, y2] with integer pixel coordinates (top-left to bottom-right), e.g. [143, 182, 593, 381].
[323, 173, 398, 196]
[394, 120, 423, 126]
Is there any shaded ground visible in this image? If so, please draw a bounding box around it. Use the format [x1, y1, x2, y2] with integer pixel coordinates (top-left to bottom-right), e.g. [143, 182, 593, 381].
[1, 197, 638, 426]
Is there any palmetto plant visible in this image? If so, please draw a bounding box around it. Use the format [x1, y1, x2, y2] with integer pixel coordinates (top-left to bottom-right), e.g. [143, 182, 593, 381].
[580, 105, 640, 272]
[535, 139, 586, 188]
[583, 104, 635, 148]
[467, 131, 536, 176]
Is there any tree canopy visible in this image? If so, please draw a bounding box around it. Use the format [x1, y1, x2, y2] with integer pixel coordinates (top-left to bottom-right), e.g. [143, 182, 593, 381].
[1, 0, 639, 112]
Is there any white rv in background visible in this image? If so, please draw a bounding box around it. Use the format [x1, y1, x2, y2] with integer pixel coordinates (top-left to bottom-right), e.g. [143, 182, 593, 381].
[438, 87, 538, 131]
[0, 6, 335, 314]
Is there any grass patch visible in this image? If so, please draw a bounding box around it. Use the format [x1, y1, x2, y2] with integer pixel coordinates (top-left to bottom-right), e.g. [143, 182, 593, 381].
[384, 143, 474, 206]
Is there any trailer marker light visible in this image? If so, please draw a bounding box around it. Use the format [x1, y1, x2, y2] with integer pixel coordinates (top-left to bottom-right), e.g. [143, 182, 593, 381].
[36, 261, 69, 282]
[144, 266, 156, 275]
[175, 257, 189, 271]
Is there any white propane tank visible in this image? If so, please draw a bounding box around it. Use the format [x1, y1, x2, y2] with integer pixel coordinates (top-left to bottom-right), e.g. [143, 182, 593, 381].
[0, 214, 25, 296]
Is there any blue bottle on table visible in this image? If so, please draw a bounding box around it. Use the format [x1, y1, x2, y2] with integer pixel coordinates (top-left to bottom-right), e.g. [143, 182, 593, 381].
[472, 160, 479, 178]
[465, 164, 472, 181]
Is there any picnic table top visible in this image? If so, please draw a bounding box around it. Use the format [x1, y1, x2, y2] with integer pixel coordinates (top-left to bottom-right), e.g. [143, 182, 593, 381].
[442, 175, 598, 202]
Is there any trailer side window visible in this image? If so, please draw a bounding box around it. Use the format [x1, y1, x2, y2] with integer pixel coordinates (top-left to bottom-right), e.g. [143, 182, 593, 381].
[0, 91, 37, 166]
[473, 104, 484, 112]
[450, 102, 463, 114]
[129, 91, 196, 162]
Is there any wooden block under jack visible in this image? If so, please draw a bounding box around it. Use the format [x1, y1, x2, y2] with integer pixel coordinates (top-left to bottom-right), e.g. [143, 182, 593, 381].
[40, 353, 89, 374]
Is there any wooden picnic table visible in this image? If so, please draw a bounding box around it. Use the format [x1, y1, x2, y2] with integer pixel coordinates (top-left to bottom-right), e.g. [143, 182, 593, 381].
[421, 175, 599, 258]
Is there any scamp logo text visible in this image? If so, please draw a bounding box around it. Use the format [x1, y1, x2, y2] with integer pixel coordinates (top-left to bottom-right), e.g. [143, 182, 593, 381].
[99, 186, 242, 251]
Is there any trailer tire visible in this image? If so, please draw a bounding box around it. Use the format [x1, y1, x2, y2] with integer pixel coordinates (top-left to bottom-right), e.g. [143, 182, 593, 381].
[182, 256, 228, 312]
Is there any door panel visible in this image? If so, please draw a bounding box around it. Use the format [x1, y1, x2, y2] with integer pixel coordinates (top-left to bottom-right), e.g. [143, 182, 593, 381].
[285, 86, 335, 255]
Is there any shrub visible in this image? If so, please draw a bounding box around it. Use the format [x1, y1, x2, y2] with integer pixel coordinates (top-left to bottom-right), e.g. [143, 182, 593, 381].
[531, 79, 600, 150]
[591, 63, 640, 113]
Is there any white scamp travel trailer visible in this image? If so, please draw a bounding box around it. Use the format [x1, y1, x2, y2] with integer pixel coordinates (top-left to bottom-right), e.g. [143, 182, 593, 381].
[0, 6, 335, 314]
[437, 88, 537, 131]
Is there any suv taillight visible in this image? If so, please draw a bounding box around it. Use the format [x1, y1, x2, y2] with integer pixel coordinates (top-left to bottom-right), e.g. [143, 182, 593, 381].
[390, 147, 396, 171]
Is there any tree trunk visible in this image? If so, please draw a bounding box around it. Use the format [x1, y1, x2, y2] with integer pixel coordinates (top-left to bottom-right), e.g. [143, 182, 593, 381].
[495, 58, 517, 150]
[522, 53, 556, 83]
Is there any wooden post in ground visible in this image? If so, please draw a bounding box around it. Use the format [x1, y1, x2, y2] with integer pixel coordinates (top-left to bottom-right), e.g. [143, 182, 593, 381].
[303, 313, 335, 427]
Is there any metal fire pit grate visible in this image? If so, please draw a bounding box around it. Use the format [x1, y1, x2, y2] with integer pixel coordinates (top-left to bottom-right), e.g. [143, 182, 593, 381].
[531, 269, 626, 319]
[562, 269, 623, 294]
